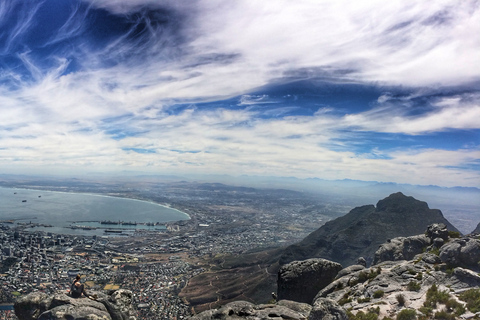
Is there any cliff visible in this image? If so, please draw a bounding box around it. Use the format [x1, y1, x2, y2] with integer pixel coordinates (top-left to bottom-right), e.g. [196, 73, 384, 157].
[280, 192, 459, 266]
[192, 223, 480, 319]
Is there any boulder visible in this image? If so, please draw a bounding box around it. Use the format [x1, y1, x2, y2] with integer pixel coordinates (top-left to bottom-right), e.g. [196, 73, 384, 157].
[426, 223, 449, 242]
[14, 290, 136, 320]
[373, 235, 429, 265]
[278, 258, 342, 304]
[439, 237, 480, 267]
[309, 298, 347, 320]
[189, 301, 308, 320]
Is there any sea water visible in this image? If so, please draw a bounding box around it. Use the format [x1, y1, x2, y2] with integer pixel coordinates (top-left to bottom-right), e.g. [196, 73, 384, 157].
[0, 187, 189, 236]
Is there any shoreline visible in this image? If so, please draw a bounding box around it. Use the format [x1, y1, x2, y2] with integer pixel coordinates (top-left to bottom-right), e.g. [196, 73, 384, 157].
[0, 186, 191, 221]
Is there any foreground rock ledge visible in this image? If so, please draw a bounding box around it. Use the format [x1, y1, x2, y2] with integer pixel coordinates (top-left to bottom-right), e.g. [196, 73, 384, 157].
[189, 299, 347, 320]
[14, 289, 137, 320]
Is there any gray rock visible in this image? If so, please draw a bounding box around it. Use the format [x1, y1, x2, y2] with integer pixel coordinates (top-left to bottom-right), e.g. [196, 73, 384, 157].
[426, 223, 449, 242]
[14, 292, 51, 320]
[37, 304, 111, 320]
[433, 237, 444, 248]
[439, 237, 480, 267]
[309, 298, 347, 320]
[422, 253, 441, 264]
[373, 235, 429, 265]
[277, 300, 312, 318]
[278, 258, 342, 304]
[190, 301, 308, 320]
[357, 257, 367, 267]
[336, 265, 365, 279]
[14, 290, 136, 320]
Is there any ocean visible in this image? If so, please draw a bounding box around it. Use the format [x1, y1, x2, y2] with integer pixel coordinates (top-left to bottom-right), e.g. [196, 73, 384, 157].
[0, 187, 189, 236]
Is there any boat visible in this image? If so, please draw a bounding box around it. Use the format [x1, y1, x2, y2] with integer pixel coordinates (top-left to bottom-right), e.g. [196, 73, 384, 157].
[22, 200, 27, 202]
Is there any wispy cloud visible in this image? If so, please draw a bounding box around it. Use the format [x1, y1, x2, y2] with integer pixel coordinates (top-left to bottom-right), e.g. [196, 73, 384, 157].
[0, 0, 479, 187]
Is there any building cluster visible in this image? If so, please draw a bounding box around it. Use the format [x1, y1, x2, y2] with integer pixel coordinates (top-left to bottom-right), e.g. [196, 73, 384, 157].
[0, 226, 201, 320]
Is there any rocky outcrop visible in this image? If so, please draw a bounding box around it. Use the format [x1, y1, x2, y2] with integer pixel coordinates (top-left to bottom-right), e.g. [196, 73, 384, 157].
[439, 237, 480, 267]
[189, 301, 310, 320]
[309, 298, 347, 320]
[191, 224, 480, 320]
[373, 235, 430, 265]
[14, 290, 136, 320]
[280, 193, 459, 266]
[277, 258, 342, 304]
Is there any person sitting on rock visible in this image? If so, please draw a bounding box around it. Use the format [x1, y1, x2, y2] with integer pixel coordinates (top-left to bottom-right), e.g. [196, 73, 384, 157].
[70, 274, 90, 298]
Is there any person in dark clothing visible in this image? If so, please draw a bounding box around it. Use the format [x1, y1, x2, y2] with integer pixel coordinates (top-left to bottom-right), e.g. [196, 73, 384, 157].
[70, 274, 89, 298]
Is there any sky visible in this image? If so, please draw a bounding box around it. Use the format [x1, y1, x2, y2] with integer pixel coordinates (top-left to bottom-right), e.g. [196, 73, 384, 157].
[0, 0, 479, 188]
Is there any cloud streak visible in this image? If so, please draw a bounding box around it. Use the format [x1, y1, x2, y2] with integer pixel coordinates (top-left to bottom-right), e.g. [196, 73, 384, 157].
[0, 0, 479, 187]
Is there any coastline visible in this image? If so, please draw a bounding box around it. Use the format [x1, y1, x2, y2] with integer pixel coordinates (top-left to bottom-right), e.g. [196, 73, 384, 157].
[0, 186, 191, 221]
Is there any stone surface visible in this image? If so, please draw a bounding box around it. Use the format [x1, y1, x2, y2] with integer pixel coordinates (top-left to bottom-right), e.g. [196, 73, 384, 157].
[14, 290, 136, 320]
[439, 237, 480, 267]
[277, 258, 342, 304]
[308, 298, 347, 320]
[373, 235, 429, 265]
[190, 301, 309, 320]
[426, 223, 449, 242]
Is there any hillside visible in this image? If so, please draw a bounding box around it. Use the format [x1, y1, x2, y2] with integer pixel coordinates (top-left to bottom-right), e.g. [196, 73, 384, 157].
[191, 224, 480, 320]
[280, 192, 459, 266]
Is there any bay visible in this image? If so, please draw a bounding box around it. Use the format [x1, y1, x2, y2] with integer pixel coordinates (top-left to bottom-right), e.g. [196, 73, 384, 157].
[0, 187, 189, 236]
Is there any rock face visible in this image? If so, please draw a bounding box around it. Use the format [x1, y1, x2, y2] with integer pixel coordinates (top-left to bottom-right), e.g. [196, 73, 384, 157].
[373, 235, 430, 265]
[277, 258, 342, 304]
[189, 301, 310, 320]
[439, 237, 480, 267]
[14, 289, 136, 320]
[280, 192, 459, 266]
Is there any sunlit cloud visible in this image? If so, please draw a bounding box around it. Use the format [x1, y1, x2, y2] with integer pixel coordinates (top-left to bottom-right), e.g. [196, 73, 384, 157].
[0, 0, 478, 187]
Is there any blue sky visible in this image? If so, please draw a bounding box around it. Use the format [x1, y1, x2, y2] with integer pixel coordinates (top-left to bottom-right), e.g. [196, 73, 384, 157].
[0, 0, 479, 187]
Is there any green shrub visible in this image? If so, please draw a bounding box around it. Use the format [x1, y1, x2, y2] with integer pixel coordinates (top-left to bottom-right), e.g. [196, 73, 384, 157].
[418, 306, 433, 316]
[459, 288, 480, 313]
[448, 231, 461, 238]
[415, 273, 423, 281]
[339, 297, 353, 306]
[358, 269, 381, 283]
[373, 290, 385, 298]
[434, 309, 455, 320]
[424, 284, 451, 308]
[358, 297, 371, 303]
[347, 309, 378, 320]
[396, 309, 417, 320]
[396, 294, 406, 306]
[407, 281, 421, 292]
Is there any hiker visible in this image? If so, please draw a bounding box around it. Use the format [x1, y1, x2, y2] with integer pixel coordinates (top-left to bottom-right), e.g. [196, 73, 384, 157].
[70, 274, 90, 298]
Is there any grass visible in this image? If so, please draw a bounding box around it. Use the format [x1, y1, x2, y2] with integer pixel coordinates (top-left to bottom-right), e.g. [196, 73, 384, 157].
[373, 290, 384, 299]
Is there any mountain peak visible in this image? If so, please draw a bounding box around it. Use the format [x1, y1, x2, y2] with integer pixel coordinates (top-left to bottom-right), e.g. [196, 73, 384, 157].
[375, 192, 429, 213]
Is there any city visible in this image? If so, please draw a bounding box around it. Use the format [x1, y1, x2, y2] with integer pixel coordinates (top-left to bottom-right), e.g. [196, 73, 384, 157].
[0, 180, 350, 319]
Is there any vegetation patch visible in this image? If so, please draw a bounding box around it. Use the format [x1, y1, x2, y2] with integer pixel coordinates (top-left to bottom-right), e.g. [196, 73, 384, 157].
[396, 294, 406, 306]
[373, 290, 384, 299]
[347, 307, 380, 320]
[459, 288, 480, 313]
[407, 281, 421, 292]
[396, 308, 417, 320]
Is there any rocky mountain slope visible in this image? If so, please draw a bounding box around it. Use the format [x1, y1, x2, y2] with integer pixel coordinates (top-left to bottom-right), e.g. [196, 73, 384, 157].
[192, 223, 480, 319]
[280, 192, 459, 266]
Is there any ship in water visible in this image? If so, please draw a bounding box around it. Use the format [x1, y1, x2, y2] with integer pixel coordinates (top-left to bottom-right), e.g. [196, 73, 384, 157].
[101, 220, 120, 225]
